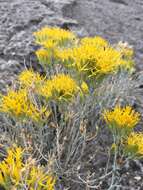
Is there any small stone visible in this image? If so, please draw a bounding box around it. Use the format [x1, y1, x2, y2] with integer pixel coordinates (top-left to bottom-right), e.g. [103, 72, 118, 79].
[134, 176, 141, 181]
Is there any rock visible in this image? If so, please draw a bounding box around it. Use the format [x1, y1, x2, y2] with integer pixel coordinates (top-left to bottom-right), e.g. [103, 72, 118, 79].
[0, 59, 20, 92]
[134, 176, 141, 181]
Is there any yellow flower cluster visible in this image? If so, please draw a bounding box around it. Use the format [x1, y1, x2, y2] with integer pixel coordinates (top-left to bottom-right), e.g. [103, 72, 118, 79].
[56, 37, 133, 78]
[0, 146, 23, 186]
[127, 132, 143, 156]
[33, 26, 76, 47]
[0, 69, 81, 121]
[103, 105, 140, 129]
[73, 44, 123, 77]
[38, 73, 79, 100]
[34, 26, 134, 79]
[0, 89, 50, 122]
[0, 146, 55, 190]
[103, 105, 143, 158]
[34, 27, 76, 65]
[18, 69, 44, 88]
[51, 74, 78, 97]
[38, 80, 53, 99]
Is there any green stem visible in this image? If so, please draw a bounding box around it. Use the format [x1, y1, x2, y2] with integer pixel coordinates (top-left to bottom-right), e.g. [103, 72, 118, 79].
[108, 134, 118, 190]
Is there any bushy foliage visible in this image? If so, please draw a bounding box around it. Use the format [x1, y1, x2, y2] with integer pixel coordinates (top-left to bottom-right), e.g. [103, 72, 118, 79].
[0, 146, 55, 190]
[0, 26, 142, 189]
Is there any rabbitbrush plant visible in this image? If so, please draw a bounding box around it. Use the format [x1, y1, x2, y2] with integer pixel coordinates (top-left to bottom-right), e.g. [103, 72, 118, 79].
[0, 26, 143, 189]
[0, 146, 55, 190]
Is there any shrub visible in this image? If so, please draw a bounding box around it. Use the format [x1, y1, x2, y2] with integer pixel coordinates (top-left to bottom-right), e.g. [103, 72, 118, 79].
[0, 26, 142, 189]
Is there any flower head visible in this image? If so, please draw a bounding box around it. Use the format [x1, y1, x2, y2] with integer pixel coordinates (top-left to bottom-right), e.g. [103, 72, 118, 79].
[33, 26, 76, 46]
[37, 80, 53, 99]
[0, 146, 23, 186]
[126, 132, 143, 156]
[0, 89, 50, 122]
[103, 105, 140, 129]
[0, 89, 28, 117]
[34, 27, 134, 77]
[80, 36, 108, 47]
[42, 39, 57, 49]
[0, 146, 56, 189]
[57, 42, 133, 78]
[38, 74, 79, 101]
[36, 48, 51, 64]
[18, 70, 44, 89]
[56, 48, 73, 64]
[51, 74, 78, 99]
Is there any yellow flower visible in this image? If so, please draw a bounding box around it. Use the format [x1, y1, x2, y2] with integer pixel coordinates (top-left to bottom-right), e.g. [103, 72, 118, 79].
[18, 70, 44, 89]
[57, 38, 134, 78]
[34, 27, 134, 77]
[0, 146, 56, 189]
[35, 48, 51, 64]
[0, 89, 28, 117]
[38, 74, 79, 101]
[80, 36, 108, 47]
[33, 26, 135, 77]
[33, 26, 76, 46]
[0, 89, 50, 122]
[56, 48, 73, 63]
[60, 43, 132, 78]
[92, 46, 122, 75]
[37, 80, 53, 99]
[0, 146, 23, 186]
[27, 103, 51, 123]
[127, 132, 143, 156]
[34, 27, 76, 65]
[28, 166, 55, 190]
[42, 39, 57, 49]
[51, 73, 78, 100]
[103, 105, 140, 129]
